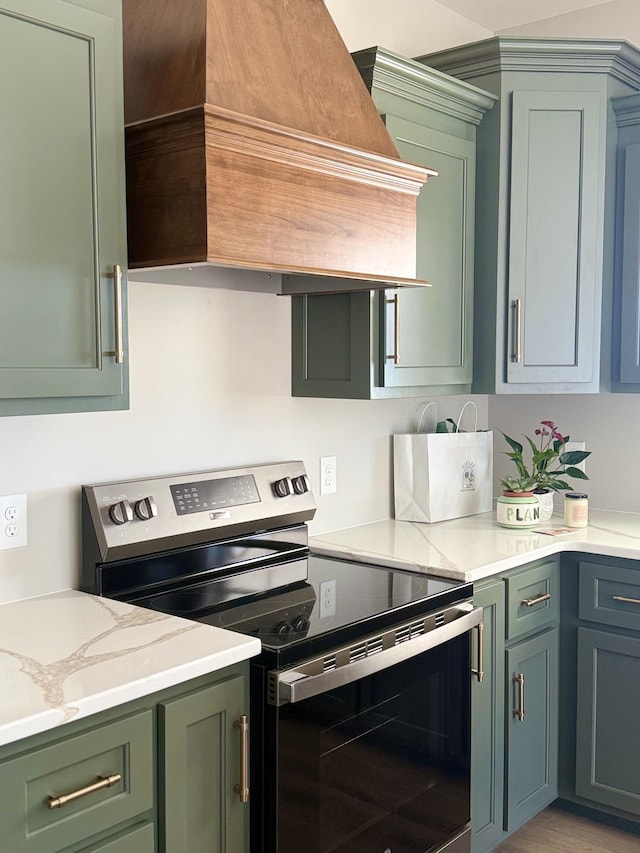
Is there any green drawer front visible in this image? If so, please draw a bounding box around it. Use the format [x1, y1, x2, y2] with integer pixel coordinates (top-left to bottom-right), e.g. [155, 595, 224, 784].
[0, 710, 153, 853]
[79, 821, 154, 852]
[505, 559, 559, 640]
[578, 561, 640, 631]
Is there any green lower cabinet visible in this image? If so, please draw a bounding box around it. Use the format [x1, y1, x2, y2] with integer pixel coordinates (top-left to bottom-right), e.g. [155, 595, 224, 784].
[505, 628, 559, 831]
[78, 822, 155, 852]
[159, 673, 248, 853]
[575, 627, 640, 814]
[471, 580, 506, 853]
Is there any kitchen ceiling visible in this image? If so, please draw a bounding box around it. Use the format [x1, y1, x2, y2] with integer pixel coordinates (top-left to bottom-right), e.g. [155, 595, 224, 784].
[435, 0, 615, 30]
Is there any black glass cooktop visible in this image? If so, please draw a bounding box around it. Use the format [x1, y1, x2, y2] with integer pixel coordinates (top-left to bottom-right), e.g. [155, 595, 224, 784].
[131, 553, 472, 665]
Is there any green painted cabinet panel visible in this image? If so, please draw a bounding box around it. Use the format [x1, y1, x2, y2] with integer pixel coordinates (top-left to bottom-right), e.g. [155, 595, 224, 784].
[78, 821, 155, 852]
[505, 628, 559, 831]
[421, 38, 640, 394]
[0, 0, 128, 416]
[612, 94, 640, 391]
[0, 710, 153, 853]
[471, 579, 505, 853]
[507, 91, 602, 385]
[159, 673, 248, 853]
[576, 627, 640, 814]
[505, 558, 559, 641]
[291, 48, 494, 399]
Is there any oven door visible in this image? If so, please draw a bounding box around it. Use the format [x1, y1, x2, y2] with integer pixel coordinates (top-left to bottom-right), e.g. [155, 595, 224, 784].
[262, 605, 481, 853]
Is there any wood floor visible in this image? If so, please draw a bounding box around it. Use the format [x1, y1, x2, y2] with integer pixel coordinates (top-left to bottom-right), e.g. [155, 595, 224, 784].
[494, 805, 640, 852]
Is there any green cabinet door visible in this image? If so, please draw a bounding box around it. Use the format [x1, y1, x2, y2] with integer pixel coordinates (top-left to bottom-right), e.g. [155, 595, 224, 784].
[505, 628, 559, 832]
[421, 38, 640, 394]
[0, 0, 128, 415]
[159, 673, 249, 853]
[612, 94, 640, 391]
[471, 580, 505, 853]
[291, 48, 494, 400]
[576, 627, 640, 815]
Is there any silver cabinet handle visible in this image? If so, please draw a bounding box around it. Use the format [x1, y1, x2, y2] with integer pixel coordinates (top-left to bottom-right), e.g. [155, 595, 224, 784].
[385, 293, 400, 364]
[512, 298, 522, 363]
[48, 773, 121, 809]
[513, 673, 525, 721]
[233, 715, 249, 804]
[612, 595, 640, 605]
[107, 264, 125, 364]
[521, 592, 552, 608]
[471, 621, 485, 683]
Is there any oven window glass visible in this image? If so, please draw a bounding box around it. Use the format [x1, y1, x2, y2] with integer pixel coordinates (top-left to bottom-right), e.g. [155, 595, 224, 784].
[275, 634, 470, 853]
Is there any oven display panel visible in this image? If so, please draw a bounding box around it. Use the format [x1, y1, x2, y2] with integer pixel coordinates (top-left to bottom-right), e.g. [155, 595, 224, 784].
[170, 475, 260, 515]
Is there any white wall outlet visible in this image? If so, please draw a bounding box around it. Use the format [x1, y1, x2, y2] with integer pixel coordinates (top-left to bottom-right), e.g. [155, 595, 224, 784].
[319, 579, 337, 618]
[0, 494, 27, 549]
[320, 455, 337, 495]
[564, 441, 587, 473]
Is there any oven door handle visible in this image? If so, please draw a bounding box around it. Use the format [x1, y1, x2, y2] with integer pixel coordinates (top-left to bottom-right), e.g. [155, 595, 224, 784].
[270, 605, 483, 706]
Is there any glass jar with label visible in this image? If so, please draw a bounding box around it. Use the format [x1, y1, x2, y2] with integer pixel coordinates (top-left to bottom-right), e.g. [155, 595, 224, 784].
[564, 492, 588, 528]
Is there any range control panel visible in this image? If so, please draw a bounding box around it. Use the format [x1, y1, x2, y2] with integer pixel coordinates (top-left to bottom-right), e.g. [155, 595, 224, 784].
[82, 461, 316, 564]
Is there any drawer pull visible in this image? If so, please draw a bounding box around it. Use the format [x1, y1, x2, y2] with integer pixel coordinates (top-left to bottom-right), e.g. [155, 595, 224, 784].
[233, 715, 249, 804]
[471, 621, 485, 683]
[612, 595, 640, 606]
[106, 264, 125, 364]
[48, 773, 122, 809]
[513, 673, 525, 721]
[521, 592, 551, 608]
[512, 298, 522, 363]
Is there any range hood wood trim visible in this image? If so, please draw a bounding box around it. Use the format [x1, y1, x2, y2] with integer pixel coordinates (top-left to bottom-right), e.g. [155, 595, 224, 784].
[126, 106, 435, 282]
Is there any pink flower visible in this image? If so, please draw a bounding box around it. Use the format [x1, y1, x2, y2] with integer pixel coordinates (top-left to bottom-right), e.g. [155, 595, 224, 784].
[540, 420, 556, 429]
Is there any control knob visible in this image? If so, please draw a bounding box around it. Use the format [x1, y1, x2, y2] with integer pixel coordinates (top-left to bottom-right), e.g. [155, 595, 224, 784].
[134, 496, 158, 521]
[291, 474, 310, 495]
[272, 477, 293, 498]
[108, 500, 133, 526]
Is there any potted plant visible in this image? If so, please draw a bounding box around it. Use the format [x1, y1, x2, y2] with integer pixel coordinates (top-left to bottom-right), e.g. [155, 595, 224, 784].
[499, 420, 591, 523]
[496, 474, 541, 528]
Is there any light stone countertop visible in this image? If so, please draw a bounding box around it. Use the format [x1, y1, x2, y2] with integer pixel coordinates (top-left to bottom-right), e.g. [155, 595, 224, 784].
[0, 589, 260, 748]
[310, 508, 640, 583]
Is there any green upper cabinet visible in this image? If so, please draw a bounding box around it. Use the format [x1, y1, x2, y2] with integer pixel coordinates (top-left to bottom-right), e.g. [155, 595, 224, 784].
[0, 0, 128, 416]
[612, 94, 640, 392]
[421, 38, 640, 394]
[291, 47, 495, 399]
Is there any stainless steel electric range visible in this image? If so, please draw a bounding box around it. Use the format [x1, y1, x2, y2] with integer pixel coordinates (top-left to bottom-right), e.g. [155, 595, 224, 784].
[82, 461, 482, 853]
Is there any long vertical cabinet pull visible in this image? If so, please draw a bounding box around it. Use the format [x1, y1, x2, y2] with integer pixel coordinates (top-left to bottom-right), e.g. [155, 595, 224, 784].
[513, 673, 525, 721]
[512, 298, 522, 363]
[385, 293, 400, 364]
[108, 264, 125, 364]
[233, 715, 249, 803]
[471, 622, 485, 682]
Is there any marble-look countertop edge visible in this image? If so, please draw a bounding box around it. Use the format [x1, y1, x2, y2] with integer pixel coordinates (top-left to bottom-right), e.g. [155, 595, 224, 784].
[309, 511, 640, 583]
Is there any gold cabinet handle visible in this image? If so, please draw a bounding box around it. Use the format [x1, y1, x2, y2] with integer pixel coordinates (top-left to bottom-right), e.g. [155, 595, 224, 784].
[106, 264, 125, 364]
[513, 673, 525, 721]
[233, 715, 249, 804]
[521, 592, 552, 608]
[471, 621, 485, 683]
[385, 294, 400, 364]
[512, 298, 522, 363]
[48, 773, 122, 809]
[612, 595, 640, 605]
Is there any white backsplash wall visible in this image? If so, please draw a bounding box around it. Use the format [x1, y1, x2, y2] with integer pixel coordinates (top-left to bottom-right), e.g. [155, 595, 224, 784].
[0, 280, 488, 604]
[489, 395, 640, 512]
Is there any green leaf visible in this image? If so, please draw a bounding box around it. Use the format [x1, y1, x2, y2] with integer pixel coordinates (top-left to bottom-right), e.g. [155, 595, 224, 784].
[565, 466, 589, 480]
[559, 450, 591, 465]
[501, 432, 523, 454]
[554, 480, 572, 490]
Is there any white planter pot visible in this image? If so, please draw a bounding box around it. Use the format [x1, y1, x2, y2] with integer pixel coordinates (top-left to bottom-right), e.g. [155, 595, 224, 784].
[496, 493, 540, 528]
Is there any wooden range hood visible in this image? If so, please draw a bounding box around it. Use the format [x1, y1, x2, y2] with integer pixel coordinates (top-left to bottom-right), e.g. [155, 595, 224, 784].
[123, 0, 436, 294]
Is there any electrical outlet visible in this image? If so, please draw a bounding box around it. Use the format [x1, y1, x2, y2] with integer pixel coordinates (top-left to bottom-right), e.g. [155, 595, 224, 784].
[320, 456, 337, 495]
[0, 494, 27, 549]
[564, 440, 587, 473]
[319, 579, 336, 618]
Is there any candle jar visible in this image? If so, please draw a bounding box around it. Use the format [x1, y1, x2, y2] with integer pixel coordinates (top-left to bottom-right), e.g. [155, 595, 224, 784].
[564, 492, 588, 528]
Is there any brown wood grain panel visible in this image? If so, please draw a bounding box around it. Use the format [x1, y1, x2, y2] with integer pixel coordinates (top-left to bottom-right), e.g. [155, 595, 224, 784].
[123, 0, 399, 158]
